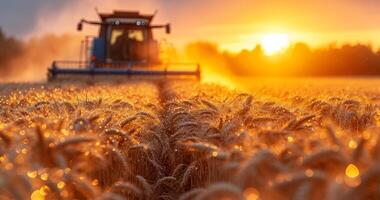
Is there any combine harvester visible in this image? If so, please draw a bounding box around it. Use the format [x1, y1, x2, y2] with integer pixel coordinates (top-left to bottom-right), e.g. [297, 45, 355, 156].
[48, 10, 201, 81]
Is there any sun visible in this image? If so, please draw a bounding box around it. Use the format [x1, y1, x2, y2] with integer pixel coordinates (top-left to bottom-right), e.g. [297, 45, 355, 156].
[261, 33, 290, 56]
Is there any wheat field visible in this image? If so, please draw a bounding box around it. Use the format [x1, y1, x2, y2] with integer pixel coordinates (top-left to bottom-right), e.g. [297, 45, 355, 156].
[0, 78, 380, 200]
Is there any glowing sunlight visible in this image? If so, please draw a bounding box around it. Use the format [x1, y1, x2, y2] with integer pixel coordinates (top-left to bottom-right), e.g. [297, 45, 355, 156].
[261, 33, 290, 56]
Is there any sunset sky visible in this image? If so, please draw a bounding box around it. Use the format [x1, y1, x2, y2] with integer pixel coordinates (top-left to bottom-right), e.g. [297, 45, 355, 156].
[1, 0, 380, 52]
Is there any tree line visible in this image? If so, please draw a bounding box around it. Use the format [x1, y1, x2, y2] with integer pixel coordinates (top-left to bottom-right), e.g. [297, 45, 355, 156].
[185, 41, 380, 76]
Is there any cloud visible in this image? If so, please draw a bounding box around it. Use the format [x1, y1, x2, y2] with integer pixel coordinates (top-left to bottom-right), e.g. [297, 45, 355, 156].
[0, 0, 72, 37]
[0, 0, 163, 38]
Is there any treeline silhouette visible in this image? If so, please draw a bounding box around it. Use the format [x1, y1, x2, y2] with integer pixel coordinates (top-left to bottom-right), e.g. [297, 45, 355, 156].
[0, 28, 23, 76]
[186, 42, 380, 76]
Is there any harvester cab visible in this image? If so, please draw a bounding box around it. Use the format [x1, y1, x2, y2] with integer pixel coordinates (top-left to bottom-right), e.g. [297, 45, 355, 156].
[48, 10, 200, 81]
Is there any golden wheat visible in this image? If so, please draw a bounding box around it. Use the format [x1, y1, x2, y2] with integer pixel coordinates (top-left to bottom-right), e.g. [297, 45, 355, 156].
[1, 78, 380, 199]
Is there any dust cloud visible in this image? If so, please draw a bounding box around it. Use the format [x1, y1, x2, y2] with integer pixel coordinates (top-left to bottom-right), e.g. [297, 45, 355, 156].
[0, 33, 80, 82]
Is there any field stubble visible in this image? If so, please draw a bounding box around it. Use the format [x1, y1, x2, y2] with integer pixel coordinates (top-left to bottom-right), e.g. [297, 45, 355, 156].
[0, 78, 380, 200]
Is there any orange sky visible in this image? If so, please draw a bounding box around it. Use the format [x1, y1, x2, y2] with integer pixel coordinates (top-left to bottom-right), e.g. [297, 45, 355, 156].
[163, 1, 380, 51]
[2, 0, 380, 52]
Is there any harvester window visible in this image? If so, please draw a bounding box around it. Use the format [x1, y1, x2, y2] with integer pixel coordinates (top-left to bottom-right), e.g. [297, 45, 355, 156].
[110, 29, 145, 44]
[108, 28, 147, 62]
[128, 30, 144, 42]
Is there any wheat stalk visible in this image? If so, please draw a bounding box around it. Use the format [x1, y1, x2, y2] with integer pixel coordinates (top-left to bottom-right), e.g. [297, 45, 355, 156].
[112, 181, 143, 198]
[55, 136, 97, 150]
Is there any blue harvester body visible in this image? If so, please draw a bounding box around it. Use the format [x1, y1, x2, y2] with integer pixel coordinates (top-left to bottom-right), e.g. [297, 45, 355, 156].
[48, 10, 200, 80]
